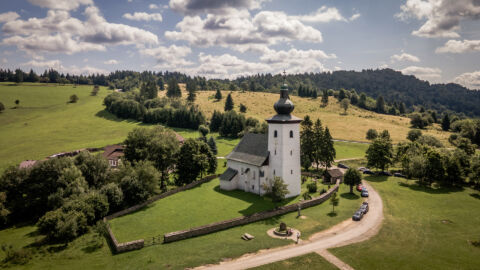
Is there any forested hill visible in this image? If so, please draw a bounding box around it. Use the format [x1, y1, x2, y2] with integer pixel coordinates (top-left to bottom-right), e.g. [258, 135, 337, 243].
[233, 69, 480, 117]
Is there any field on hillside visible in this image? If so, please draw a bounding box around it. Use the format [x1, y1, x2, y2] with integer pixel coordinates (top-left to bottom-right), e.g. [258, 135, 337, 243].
[159, 88, 451, 144]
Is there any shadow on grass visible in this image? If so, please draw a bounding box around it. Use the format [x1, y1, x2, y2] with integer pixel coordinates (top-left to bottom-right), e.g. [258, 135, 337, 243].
[397, 181, 465, 194]
[327, 212, 338, 217]
[340, 192, 360, 200]
[469, 193, 480, 200]
[95, 109, 148, 125]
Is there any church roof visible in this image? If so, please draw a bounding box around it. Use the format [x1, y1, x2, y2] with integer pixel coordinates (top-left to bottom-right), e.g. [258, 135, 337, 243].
[219, 167, 238, 181]
[266, 114, 302, 123]
[226, 133, 269, 167]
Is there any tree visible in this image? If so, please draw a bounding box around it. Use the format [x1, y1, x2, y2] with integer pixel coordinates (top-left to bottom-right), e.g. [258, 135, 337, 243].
[424, 150, 445, 186]
[344, 168, 362, 193]
[329, 192, 339, 213]
[100, 183, 123, 212]
[69, 94, 79, 103]
[456, 137, 476, 156]
[376, 96, 386, 113]
[338, 89, 346, 100]
[91, 85, 100, 96]
[379, 130, 390, 140]
[224, 93, 234, 111]
[442, 114, 451, 131]
[366, 137, 393, 171]
[219, 110, 245, 137]
[198, 125, 209, 137]
[358, 93, 367, 109]
[410, 113, 429, 129]
[140, 80, 158, 100]
[118, 160, 159, 205]
[320, 127, 336, 170]
[214, 89, 222, 100]
[300, 115, 315, 171]
[186, 80, 197, 102]
[176, 139, 216, 185]
[366, 129, 378, 140]
[470, 154, 480, 188]
[14, 69, 23, 83]
[340, 98, 350, 114]
[157, 77, 164, 90]
[0, 102, 4, 113]
[313, 119, 324, 170]
[14, 100, 19, 107]
[407, 129, 422, 141]
[167, 78, 181, 98]
[209, 110, 224, 132]
[74, 152, 109, 188]
[239, 103, 247, 113]
[262, 177, 289, 202]
[207, 136, 218, 155]
[321, 90, 328, 106]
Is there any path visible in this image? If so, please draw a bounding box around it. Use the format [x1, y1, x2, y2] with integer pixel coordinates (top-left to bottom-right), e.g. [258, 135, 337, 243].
[195, 181, 383, 270]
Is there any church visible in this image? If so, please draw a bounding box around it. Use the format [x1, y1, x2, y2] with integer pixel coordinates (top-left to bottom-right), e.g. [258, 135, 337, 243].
[219, 83, 302, 198]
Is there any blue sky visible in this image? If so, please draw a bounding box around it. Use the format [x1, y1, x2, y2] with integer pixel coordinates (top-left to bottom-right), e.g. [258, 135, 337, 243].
[0, 0, 479, 89]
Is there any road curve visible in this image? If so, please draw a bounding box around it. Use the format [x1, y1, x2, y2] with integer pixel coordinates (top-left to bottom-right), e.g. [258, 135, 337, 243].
[195, 181, 383, 270]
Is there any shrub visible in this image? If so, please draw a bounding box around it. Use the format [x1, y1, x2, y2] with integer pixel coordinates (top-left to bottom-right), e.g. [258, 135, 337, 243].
[239, 103, 247, 113]
[0, 102, 4, 113]
[417, 135, 443, 148]
[198, 125, 209, 137]
[366, 129, 378, 140]
[307, 182, 317, 193]
[69, 94, 79, 103]
[407, 129, 422, 141]
[100, 183, 124, 211]
[1, 245, 31, 265]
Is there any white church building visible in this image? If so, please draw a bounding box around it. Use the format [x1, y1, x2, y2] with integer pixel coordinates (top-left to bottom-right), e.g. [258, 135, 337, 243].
[219, 83, 302, 198]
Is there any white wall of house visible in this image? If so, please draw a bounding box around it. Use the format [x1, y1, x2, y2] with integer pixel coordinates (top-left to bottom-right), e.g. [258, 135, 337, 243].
[267, 122, 301, 197]
[221, 160, 268, 196]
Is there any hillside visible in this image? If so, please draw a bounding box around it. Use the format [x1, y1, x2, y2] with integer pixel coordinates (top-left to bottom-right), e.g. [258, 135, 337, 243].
[160, 87, 451, 144]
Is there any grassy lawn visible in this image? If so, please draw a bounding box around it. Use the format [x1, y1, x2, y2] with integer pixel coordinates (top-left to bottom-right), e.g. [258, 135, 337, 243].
[252, 252, 337, 270]
[0, 183, 361, 269]
[329, 176, 480, 270]
[334, 141, 369, 160]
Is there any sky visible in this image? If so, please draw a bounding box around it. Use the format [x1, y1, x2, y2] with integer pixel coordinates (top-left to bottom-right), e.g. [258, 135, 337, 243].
[0, 0, 479, 89]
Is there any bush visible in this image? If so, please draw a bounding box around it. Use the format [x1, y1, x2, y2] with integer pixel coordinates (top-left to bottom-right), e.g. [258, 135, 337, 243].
[366, 129, 378, 140]
[0, 102, 5, 113]
[37, 209, 88, 242]
[417, 135, 443, 148]
[1, 245, 31, 265]
[307, 182, 317, 193]
[239, 103, 247, 113]
[100, 183, 124, 211]
[198, 125, 209, 137]
[407, 129, 422, 141]
[69, 94, 79, 103]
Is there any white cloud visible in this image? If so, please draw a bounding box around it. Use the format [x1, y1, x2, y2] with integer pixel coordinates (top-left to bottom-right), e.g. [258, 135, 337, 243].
[350, 13, 361, 21]
[104, 59, 119, 65]
[166, 10, 323, 52]
[22, 59, 64, 70]
[0, 12, 20, 23]
[123, 12, 163, 22]
[435, 39, 480, 54]
[69, 65, 109, 75]
[396, 0, 480, 38]
[390, 52, 420, 63]
[149, 4, 159, 9]
[293, 6, 347, 23]
[169, 0, 266, 15]
[401, 66, 442, 81]
[27, 0, 93, 11]
[454, 71, 480, 90]
[1, 6, 158, 55]
[140, 45, 193, 69]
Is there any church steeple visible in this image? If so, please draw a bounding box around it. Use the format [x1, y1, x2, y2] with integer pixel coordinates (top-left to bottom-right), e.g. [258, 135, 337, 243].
[273, 71, 295, 115]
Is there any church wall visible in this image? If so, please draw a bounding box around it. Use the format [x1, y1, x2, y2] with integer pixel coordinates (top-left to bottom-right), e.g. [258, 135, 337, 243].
[225, 160, 267, 196]
[267, 123, 301, 197]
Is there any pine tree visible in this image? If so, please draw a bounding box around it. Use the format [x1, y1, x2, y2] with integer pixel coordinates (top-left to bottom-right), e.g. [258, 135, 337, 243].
[157, 77, 164, 90]
[321, 90, 329, 106]
[321, 127, 336, 170]
[359, 93, 367, 108]
[224, 93, 234, 111]
[167, 78, 181, 98]
[442, 114, 450, 131]
[215, 89, 222, 100]
[313, 119, 324, 170]
[207, 136, 218, 155]
[300, 115, 315, 171]
[376, 95, 385, 113]
[186, 80, 196, 102]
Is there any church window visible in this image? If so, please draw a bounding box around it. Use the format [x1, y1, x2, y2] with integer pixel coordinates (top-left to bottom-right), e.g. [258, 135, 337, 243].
[241, 168, 244, 175]
[253, 171, 256, 180]
[252, 185, 254, 190]
[291, 169, 293, 174]
[260, 170, 264, 177]
[275, 149, 277, 155]
[273, 170, 275, 175]
[274, 130, 278, 137]
[290, 130, 293, 138]
[290, 150, 292, 156]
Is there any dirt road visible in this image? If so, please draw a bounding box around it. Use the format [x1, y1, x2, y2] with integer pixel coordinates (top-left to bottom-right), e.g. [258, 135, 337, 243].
[195, 181, 383, 270]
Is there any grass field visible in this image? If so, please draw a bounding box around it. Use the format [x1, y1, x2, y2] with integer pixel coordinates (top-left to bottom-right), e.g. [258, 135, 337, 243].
[160, 89, 452, 144]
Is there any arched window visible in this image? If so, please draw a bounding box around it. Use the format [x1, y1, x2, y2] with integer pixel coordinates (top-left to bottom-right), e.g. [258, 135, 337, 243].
[290, 150, 292, 156]
[274, 130, 278, 137]
[290, 130, 293, 138]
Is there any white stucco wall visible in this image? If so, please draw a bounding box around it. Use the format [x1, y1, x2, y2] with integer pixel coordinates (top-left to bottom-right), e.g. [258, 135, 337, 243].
[267, 122, 301, 197]
[221, 160, 268, 196]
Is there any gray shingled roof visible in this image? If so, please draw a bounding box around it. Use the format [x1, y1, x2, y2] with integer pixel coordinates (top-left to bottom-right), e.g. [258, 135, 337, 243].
[226, 133, 269, 167]
[220, 167, 238, 181]
[326, 168, 344, 178]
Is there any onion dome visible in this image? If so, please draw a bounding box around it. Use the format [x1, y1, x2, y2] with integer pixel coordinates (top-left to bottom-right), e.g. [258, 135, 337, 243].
[273, 83, 294, 115]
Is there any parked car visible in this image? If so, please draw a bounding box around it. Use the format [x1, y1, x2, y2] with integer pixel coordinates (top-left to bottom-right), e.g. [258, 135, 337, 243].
[363, 170, 374, 175]
[378, 171, 393, 176]
[359, 203, 369, 214]
[356, 184, 363, 192]
[394, 172, 407, 178]
[358, 167, 367, 172]
[362, 187, 368, 192]
[338, 163, 349, 169]
[352, 210, 364, 221]
[361, 190, 369, 197]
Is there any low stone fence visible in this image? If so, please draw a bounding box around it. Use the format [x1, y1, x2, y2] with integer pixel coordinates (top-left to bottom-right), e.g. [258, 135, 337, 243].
[105, 174, 219, 220]
[104, 218, 144, 253]
[163, 180, 340, 243]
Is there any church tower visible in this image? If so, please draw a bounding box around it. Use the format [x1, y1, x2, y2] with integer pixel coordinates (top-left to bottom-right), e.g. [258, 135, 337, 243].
[266, 80, 302, 198]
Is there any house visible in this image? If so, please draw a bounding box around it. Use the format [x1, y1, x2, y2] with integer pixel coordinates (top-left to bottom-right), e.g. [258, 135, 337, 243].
[220, 82, 302, 198]
[103, 145, 125, 168]
[324, 168, 344, 184]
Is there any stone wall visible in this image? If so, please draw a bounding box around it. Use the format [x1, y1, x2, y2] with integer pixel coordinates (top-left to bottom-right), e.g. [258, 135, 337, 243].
[163, 180, 340, 243]
[105, 174, 219, 220]
[104, 218, 144, 253]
